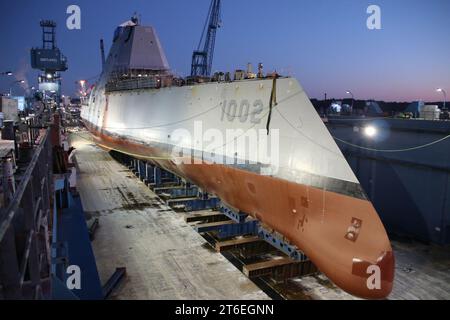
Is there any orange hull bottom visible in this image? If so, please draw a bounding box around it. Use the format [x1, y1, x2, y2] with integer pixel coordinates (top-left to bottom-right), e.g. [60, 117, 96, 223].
[84, 124, 394, 299]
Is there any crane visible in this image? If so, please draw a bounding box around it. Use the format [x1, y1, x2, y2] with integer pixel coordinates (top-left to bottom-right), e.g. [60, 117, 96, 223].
[30, 20, 68, 105]
[191, 0, 221, 77]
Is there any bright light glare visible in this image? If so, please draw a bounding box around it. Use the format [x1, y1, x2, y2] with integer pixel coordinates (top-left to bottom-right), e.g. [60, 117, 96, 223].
[364, 126, 377, 138]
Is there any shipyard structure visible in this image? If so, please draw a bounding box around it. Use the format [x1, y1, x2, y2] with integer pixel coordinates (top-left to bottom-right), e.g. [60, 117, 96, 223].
[80, 16, 395, 299]
[327, 116, 450, 245]
[1, 3, 450, 302]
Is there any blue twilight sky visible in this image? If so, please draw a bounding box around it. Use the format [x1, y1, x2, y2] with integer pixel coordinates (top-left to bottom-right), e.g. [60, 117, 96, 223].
[0, 0, 449, 102]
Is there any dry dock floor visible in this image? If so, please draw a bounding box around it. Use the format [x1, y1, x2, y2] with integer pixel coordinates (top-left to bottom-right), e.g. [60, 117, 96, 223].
[70, 132, 268, 300]
[70, 131, 450, 300]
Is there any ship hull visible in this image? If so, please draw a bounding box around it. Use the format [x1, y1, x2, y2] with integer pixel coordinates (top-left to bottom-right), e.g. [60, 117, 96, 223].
[81, 19, 394, 298]
[83, 97, 394, 299]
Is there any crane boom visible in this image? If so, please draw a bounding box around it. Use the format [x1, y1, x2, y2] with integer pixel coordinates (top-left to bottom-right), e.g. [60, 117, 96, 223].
[191, 0, 221, 77]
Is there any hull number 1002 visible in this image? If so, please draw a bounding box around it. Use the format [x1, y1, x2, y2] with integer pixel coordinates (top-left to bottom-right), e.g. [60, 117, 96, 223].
[220, 99, 264, 124]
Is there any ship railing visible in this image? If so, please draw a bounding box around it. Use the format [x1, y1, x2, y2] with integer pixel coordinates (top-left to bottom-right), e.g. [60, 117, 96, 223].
[106, 77, 158, 92]
[105, 74, 174, 93]
[109, 66, 169, 79]
[104, 66, 289, 93]
[0, 127, 53, 299]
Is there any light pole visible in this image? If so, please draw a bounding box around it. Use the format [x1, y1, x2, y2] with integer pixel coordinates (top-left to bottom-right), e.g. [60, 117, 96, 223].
[29, 86, 37, 97]
[9, 79, 25, 96]
[346, 90, 354, 112]
[436, 88, 447, 110]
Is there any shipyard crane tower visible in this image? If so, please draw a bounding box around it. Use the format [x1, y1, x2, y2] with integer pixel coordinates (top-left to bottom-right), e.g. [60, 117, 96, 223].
[30, 20, 68, 105]
[191, 0, 221, 77]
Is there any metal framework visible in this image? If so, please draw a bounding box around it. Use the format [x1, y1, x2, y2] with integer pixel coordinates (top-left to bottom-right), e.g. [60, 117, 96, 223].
[111, 152, 220, 212]
[191, 0, 221, 77]
[115, 150, 310, 261]
[40, 20, 57, 50]
[0, 128, 53, 299]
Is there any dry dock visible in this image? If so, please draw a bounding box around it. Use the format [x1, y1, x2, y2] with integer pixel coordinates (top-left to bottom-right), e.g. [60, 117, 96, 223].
[70, 132, 269, 300]
[70, 130, 450, 300]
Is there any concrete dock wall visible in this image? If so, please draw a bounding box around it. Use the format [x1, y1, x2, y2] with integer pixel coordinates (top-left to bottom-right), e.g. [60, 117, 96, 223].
[327, 117, 450, 245]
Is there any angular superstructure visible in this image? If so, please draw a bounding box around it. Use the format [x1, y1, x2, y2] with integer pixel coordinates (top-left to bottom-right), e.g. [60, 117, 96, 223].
[107, 20, 170, 72]
[81, 18, 395, 299]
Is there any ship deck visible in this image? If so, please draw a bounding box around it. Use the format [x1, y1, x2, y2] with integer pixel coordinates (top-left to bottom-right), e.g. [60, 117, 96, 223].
[70, 130, 450, 300]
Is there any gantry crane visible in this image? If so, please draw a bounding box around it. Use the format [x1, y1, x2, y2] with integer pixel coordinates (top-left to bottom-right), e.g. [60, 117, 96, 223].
[191, 0, 221, 77]
[30, 20, 68, 104]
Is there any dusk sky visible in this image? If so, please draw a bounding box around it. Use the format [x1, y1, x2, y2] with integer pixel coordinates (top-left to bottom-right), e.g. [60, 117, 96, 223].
[1, 0, 449, 102]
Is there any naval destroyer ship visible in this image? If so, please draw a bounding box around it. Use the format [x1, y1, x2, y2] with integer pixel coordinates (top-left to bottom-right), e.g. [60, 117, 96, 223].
[81, 17, 394, 299]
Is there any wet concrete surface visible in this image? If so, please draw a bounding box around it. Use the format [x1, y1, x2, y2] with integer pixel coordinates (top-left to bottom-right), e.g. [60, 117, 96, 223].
[70, 132, 269, 300]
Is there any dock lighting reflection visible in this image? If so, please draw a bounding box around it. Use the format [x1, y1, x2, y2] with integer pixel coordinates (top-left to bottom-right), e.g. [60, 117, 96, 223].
[364, 126, 377, 138]
[436, 88, 447, 110]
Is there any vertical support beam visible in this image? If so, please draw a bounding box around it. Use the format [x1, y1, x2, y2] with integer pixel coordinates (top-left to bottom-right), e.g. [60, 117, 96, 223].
[0, 226, 22, 299]
[154, 166, 162, 186]
[257, 226, 308, 261]
[27, 233, 42, 296]
[137, 159, 141, 178]
[220, 203, 249, 223]
[144, 162, 150, 184]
